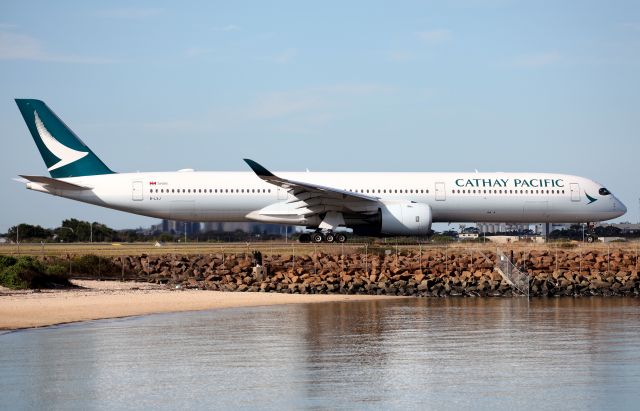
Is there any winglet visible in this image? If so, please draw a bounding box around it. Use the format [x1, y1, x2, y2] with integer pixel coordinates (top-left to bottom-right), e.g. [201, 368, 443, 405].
[243, 159, 275, 177]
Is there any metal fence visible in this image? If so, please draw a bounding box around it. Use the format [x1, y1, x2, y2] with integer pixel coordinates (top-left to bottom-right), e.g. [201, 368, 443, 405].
[496, 250, 529, 297]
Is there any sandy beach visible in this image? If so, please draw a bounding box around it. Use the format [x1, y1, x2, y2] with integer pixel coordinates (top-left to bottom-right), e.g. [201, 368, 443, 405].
[0, 280, 400, 330]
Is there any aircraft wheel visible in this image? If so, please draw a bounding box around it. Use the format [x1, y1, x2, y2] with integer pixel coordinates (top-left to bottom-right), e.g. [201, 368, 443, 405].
[299, 233, 311, 243]
[586, 235, 595, 243]
[324, 233, 335, 243]
[335, 233, 347, 243]
[312, 233, 324, 243]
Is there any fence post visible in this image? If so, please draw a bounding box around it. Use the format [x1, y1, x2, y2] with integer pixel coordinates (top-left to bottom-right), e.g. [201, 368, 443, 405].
[419, 242, 422, 273]
[365, 243, 368, 276]
[445, 245, 448, 274]
[579, 247, 582, 277]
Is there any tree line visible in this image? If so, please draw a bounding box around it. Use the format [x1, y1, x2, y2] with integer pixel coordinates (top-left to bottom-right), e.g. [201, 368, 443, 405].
[2, 219, 287, 243]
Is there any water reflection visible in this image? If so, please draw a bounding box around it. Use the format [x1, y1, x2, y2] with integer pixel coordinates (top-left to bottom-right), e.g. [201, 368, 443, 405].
[1, 298, 640, 410]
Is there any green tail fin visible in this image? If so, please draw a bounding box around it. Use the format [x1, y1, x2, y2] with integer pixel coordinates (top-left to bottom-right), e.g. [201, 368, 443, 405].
[15, 99, 115, 178]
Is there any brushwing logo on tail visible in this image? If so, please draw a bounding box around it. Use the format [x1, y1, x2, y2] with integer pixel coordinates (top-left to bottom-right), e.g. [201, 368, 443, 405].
[33, 110, 88, 171]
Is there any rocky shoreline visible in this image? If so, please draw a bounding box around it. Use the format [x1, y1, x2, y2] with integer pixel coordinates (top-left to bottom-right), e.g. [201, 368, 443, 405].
[52, 248, 640, 297]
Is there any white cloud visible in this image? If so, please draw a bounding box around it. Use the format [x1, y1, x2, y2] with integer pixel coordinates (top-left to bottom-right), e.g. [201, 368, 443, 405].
[621, 22, 640, 31]
[251, 92, 322, 119]
[0, 30, 113, 63]
[417, 29, 452, 44]
[249, 84, 394, 120]
[388, 51, 414, 62]
[271, 48, 297, 64]
[185, 46, 212, 57]
[213, 24, 240, 32]
[511, 52, 561, 68]
[95, 8, 163, 19]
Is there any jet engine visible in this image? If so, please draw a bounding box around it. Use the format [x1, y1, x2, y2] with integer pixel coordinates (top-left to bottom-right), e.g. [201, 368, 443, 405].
[351, 201, 432, 236]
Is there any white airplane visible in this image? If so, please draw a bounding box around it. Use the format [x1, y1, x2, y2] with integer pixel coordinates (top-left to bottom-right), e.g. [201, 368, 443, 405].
[15, 99, 627, 243]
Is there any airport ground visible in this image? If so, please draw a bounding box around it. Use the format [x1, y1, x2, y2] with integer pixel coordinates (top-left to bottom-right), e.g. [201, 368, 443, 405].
[2, 239, 639, 258]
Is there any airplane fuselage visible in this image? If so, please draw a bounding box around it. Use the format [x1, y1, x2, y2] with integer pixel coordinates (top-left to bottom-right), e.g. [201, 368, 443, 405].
[26, 170, 626, 225]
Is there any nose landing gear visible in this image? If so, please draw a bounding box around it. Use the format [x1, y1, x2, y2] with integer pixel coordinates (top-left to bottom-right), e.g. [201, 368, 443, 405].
[583, 222, 598, 243]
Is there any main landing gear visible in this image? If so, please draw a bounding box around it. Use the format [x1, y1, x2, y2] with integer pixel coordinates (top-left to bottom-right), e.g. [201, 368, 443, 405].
[298, 232, 347, 243]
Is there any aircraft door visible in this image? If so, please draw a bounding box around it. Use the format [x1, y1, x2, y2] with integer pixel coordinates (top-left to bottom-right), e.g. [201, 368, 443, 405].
[277, 188, 288, 200]
[132, 181, 143, 201]
[435, 182, 446, 201]
[570, 183, 580, 202]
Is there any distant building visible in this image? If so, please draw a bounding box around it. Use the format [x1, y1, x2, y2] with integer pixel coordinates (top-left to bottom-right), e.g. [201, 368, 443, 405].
[535, 223, 572, 236]
[152, 220, 201, 235]
[597, 223, 640, 235]
[476, 223, 530, 234]
[459, 233, 479, 240]
[153, 220, 294, 236]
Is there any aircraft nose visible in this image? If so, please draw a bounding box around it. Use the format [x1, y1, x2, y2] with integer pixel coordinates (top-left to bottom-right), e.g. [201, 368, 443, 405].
[618, 198, 627, 214]
[613, 197, 627, 217]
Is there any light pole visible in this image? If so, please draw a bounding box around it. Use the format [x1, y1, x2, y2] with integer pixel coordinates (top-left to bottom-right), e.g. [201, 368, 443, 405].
[88, 222, 96, 243]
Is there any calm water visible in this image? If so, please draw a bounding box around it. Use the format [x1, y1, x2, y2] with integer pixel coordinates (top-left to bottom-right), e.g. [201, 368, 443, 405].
[2, 298, 640, 410]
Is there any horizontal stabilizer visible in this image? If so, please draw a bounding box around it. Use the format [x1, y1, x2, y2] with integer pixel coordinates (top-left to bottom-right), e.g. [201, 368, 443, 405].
[19, 175, 92, 191]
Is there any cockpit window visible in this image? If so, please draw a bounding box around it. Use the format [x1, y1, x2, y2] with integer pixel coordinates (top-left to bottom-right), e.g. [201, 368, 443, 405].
[599, 188, 611, 196]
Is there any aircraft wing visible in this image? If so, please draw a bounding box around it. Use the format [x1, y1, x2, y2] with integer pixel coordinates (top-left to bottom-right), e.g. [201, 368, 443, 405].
[19, 175, 92, 191]
[243, 159, 379, 215]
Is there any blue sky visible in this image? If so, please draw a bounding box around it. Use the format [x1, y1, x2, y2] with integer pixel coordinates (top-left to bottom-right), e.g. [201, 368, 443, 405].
[0, 0, 638, 232]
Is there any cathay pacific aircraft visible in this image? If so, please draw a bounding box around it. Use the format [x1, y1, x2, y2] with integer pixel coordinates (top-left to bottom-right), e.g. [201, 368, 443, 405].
[15, 99, 627, 243]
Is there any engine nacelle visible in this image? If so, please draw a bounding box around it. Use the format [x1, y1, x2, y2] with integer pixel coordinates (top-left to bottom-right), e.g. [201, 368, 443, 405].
[379, 201, 432, 236]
